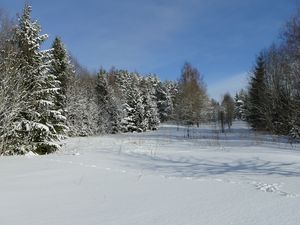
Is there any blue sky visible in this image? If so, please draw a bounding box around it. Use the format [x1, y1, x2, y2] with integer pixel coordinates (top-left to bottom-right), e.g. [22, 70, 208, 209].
[1, 0, 299, 100]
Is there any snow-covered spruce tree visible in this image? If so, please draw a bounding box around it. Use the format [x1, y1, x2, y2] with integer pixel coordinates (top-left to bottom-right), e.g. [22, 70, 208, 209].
[141, 75, 160, 130]
[49, 37, 71, 138]
[153, 78, 173, 123]
[163, 80, 178, 120]
[120, 72, 145, 132]
[234, 89, 247, 121]
[110, 69, 135, 132]
[7, 5, 62, 154]
[95, 68, 122, 133]
[130, 73, 147, 132]
[95, 68, 110, 133]
[66, 73, 98, 136]
[107, 70, 160, 132]
[105, 88, 123, 134]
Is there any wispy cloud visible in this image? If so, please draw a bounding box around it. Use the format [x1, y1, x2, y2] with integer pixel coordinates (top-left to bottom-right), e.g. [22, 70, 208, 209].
[3, 0, 298, 81]
[208, 72, 248, 101]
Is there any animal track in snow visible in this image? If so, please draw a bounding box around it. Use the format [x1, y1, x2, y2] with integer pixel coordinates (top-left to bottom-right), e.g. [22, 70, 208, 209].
[255, 182, 281, 193]
[253, 182, 300, 198]
[48, 158, 300, 199]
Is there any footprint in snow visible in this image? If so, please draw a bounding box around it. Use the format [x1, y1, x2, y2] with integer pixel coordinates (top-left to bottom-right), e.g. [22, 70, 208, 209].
[255, 182, 280, 193]
[254, 182, 300, 198]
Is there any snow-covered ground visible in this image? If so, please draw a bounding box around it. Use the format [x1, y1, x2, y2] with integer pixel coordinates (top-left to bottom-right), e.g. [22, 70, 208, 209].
[1, 121, 300, 225]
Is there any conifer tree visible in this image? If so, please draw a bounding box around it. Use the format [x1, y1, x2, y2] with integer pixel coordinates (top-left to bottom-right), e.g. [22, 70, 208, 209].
[132, 75, 146, 132]
[248, 54, 267, 130]
[142, 76, 160, 130]
[95, 69, 122, 133]
[123, 72, 145, 132]
[50, 37, 71, 139]
[234, 89, 247, 120]
[8, 5, 61, 154]
[95, 69, 110, 133]
[154, 78, 173, 122]
[110, 70, 134, 132]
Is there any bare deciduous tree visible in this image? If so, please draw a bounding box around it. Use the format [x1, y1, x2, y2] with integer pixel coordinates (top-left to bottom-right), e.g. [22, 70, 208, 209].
[222, 93, 235, 130]
[174, 62, 208, 126]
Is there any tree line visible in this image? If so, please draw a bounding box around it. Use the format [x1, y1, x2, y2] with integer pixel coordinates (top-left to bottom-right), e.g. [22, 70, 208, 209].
[0, 5, 211, 155]
[2, 4, 298, 156]
[234, 7, 300, 140]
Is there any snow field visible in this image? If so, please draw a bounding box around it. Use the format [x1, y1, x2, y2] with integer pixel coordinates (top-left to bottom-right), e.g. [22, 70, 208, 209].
[0, 121, 300, 225]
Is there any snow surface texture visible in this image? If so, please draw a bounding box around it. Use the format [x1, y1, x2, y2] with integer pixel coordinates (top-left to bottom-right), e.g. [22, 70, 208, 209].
[1, 121, 300, 225]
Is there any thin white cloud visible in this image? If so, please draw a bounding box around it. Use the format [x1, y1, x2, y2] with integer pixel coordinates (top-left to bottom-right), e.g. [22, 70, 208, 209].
[208, 72, 248, 101]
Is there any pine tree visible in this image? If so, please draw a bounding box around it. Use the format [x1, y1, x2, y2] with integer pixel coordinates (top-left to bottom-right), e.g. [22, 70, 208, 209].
[248, 54, 267, 130]
[7, 5, 61, 154]
[51, 37, 70, 107]
[234, 89, 247, 120]
[110, 69, 134, 132]
[95, 69, 110, 133]
[107, 70, 160, 132]
[142, 76, 160, 130]
[95, 69, 122, 133]
[107, 92, 123, 134]
[123, 72, 145, 132]
[131, 74, 147, 132]
[50, 37, 71, 139]
[154, 78, 173, 122]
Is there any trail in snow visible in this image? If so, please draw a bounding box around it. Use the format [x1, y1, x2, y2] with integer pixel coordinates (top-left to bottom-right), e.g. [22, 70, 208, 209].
[47, 155, 300, 199]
